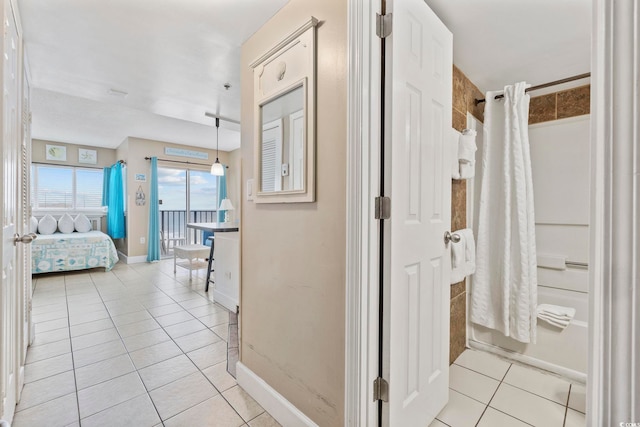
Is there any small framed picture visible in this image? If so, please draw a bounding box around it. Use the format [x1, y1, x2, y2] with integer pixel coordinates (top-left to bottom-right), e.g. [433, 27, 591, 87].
[134, 173, 146, 182]
[78, 148, 97, 164]
[45, 144, 67, 161]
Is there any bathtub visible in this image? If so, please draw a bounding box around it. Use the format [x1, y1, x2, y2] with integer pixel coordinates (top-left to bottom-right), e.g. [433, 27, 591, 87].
[465, 114, 590, 384]
[468, 282, 588, 383]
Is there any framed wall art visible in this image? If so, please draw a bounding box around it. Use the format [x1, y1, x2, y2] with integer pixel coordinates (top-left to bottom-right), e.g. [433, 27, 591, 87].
[78, 148, 97, 164]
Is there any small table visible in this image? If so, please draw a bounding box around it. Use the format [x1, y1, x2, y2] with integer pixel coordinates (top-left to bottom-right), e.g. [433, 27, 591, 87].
[186, 222, 239, 292]
[173, 244, 210, 282]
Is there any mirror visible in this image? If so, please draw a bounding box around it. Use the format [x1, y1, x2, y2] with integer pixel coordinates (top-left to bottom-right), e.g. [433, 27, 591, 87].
[251, 17, 316, 203]
[260, 85, 305, 193]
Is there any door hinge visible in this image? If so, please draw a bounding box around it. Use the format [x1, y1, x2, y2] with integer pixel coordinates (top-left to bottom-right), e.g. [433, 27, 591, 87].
[376, 13, 393, 38]
[373, 377, 389, 402]
[374, 196, 391, 220]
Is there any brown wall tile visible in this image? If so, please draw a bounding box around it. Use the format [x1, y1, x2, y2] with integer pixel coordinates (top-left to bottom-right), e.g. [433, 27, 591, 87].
[450, 292, 467, 364]
[451, 179, 466, 231]
[452, 109, 467, 133]
[451, 280, 465, 299]
[557, 85, 590, 119]
[453, 66, 467, 114]
[450, 65, 480, 365]
[528, 93, 557, 124]
[465, 79, 485, 123]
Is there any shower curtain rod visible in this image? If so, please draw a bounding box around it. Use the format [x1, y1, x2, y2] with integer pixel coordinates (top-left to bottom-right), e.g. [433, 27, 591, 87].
[474, 72, 591, 105]
[144, 156, 228, 168]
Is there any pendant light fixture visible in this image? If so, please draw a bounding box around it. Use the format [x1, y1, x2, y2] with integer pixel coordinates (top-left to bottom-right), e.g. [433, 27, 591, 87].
[210, 117, 224, 176]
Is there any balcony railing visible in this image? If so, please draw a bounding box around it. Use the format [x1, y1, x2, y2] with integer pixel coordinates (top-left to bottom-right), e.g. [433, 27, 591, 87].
[160, 210, 217, 253]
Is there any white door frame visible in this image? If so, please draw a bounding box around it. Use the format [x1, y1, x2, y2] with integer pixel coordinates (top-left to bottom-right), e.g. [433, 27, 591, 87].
[345, 0, 381, 425]
[588, 0, 640, 424]
[345, 0, 640, 425]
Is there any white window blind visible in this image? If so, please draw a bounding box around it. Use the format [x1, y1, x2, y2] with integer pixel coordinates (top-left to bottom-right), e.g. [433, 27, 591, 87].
[261, 139, 277, 192]
[31, 164, 103, 210]
[261, 119, 283, 192]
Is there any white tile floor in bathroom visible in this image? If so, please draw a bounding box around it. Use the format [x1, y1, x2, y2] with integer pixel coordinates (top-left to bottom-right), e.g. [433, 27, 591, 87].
[431, 348, 586, 427]
[13, 259, 280, 427]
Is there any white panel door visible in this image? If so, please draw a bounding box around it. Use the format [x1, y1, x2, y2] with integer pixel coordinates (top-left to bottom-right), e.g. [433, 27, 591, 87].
[386, 0, 452, 425]
[289, 110, 304, 190]
[18, 66, 32, 378]
[1, 0, 22, 421]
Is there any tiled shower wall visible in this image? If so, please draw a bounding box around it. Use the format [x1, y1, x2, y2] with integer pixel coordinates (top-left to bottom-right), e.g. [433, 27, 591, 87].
[448, 67, 591, 364]
[450, 65, 484, 364]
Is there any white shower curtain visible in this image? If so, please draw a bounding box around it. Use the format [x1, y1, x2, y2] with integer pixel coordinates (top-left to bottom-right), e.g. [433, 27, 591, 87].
[471, 82, 538, 343]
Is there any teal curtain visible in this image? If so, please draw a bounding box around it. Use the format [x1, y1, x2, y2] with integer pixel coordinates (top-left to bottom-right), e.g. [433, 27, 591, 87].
[101, 167, 111, 207]
[217, 165, 227, 222]
[147, 157, 160, 262]
[106, 162, 125, 238]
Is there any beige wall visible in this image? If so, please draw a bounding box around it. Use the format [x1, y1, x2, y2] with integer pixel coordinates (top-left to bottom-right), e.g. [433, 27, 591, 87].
[240, 1, 347, 425]
[32, 139, 117, 168]
[227, 149, 242, 223]
[116, 137, 233, 258]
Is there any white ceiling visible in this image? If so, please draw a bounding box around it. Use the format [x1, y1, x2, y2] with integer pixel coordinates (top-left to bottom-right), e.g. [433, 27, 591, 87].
[20, 0, 591, 150]
[19, 0, 290, 150]
[426, 0, 591, 93]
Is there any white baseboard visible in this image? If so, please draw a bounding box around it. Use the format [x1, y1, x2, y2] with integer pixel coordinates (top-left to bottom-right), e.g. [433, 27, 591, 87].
[212, 290, 238, 313]
[236, 362, 318, 427]
[117, 251, 148, 264]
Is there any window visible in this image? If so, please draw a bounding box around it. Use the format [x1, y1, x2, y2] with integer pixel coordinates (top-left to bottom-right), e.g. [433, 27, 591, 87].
[31, 164, 104, 209]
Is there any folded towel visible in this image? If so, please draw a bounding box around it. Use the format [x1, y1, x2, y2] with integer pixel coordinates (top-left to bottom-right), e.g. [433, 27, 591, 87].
[537, 304, 576, 318]
[460, 162, 475, 179]
[451, 128, 461, 179]
[458, 228, 476, 275]
[452, 129, 477, 179]
[538, 314, 571, 329]
[458, 129, 477, 163]
[537, 304, 576, 329]
[450, 232, 466, 284]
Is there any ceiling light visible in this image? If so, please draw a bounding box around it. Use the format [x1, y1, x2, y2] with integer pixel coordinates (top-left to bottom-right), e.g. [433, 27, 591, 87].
[210, 117, 224, 176]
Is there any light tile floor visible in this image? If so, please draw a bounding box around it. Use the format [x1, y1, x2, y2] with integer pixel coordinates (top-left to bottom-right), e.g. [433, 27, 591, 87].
[13, 260, 281, 427]
[432, 349, 586, 427]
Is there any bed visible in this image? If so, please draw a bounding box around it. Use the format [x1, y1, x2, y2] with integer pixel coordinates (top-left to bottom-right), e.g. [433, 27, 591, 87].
[32, 230, 119, 274]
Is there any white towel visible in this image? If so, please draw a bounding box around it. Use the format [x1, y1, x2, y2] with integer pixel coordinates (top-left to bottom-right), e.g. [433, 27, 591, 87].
[537, 304, 575, 319]
[458, 129, 478, 163]
[538, 314, 571, 329]
[451, 128, 477, 179]
[459, 162, 475, 179]
[537, 304, 575, 329]
[459, 228, 476, 275]
[450, 232, 466, 284]
[451, 128, 461, 179]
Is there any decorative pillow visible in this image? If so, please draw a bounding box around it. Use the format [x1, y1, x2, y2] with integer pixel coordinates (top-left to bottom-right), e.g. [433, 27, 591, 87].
[57, 213, 75, 234]
[74, 214, 92, 233]
[30, 216, 38, 234]
[37, 214, 58, 235]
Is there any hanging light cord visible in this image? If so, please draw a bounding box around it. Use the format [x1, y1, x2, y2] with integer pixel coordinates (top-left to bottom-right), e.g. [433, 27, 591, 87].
[215, 118, 220, 162]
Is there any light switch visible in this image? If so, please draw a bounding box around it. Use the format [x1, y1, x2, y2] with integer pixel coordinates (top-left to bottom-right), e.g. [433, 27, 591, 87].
[247, 179, 254, 201]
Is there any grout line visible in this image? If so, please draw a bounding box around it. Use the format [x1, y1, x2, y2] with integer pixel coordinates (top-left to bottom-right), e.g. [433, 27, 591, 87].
[64, 272, 84, 426]
[489, 407, 536, 426]
[28, 262, 249, 426]
[563, 384, 571, 427]
[472, 363, 511, 427]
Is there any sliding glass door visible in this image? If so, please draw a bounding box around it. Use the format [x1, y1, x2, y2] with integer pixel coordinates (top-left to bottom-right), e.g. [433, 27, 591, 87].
[158, 167, 217, 256]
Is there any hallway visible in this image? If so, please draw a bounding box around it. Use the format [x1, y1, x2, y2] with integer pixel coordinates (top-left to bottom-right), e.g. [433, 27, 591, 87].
[13, 260, 278, 427]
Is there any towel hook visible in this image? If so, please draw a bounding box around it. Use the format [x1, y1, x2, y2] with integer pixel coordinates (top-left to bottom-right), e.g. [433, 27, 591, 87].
[444, 231, 461, 245]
